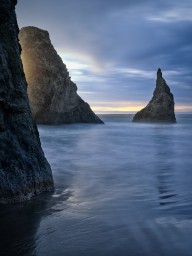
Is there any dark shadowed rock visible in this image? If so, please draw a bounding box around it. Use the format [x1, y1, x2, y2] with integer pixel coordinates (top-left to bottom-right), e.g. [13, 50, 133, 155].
[132, 68, 176, 123]
[0, 0, 54, 203]
[19, 26, 103, 124]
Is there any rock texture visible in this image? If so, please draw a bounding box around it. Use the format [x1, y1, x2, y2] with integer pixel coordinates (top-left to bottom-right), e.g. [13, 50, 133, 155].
[132, 69, 176, 123]
[0, 0, 54, 203]
[19, 26, 103, 124]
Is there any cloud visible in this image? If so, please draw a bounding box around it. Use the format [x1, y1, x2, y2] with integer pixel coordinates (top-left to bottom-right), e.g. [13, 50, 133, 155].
[148, 7, 192, 23]
[113, 68, 181, 79]
[16, 0, 192, 112]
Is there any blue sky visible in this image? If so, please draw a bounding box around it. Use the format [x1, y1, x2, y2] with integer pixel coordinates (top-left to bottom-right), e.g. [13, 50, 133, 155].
[16, 0, 192, 113]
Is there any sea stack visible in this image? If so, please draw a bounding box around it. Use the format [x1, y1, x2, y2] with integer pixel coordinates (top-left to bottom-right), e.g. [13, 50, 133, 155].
[132, 68, 176, 123]
[0, 0, 54, 203]
[19, 26, 103, 124]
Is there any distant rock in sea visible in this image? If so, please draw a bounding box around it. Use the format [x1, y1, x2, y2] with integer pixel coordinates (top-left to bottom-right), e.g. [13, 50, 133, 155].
[19, 27, 103, 124]
[0, 1, 54, 203]
[132, 68, 176, 123]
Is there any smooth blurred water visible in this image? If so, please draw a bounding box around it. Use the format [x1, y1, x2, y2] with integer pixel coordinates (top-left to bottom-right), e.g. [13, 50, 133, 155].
[0, 114, 192, 256]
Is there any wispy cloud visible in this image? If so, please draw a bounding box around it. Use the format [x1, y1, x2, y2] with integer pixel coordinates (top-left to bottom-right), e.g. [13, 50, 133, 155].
[71, 75, 107, 83]
[58, 52, 91, 70]
[148, 7, 192, 22]
[113, 68, 182, 79]
[78, 91, 97, 95]
[114, 68, 155, 79]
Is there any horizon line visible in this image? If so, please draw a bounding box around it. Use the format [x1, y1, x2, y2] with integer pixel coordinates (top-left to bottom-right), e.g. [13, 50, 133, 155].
[95, 111, 192, 115]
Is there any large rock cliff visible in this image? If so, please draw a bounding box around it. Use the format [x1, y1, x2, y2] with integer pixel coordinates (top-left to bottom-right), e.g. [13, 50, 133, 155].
[0, 0, 54, 203]
[19, 26, 103, 124]
[132, 69, 176, 123]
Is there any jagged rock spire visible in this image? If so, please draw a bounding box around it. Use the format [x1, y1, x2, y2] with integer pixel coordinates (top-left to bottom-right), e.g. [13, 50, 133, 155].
[157, 68, 162, 78]
[19, 26, 103, 124]
[132, 69, 176, 123]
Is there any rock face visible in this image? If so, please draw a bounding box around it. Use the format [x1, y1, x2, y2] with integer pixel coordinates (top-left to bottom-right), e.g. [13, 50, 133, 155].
[19, 26, 103, 124]
[0, 0, 54, 203]
[132, 69, 176, 123]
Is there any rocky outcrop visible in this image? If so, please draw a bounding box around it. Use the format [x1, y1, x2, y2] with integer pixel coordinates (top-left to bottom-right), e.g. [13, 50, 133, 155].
[132, 69, 176, 123]
[19, 26, 103, 124]
[0, 0, 54, 203]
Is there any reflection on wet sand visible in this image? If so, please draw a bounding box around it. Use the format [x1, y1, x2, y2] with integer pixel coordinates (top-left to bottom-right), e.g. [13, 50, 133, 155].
[0, 188, 71, 256]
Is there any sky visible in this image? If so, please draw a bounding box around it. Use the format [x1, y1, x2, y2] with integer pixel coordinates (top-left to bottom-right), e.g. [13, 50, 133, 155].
[16, 0, 192, 113]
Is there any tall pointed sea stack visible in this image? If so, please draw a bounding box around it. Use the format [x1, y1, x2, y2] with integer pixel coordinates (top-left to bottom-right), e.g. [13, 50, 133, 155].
[19, 27, 103, 124]
[0, 0, 54, 203]
[132, 68, 176, 123]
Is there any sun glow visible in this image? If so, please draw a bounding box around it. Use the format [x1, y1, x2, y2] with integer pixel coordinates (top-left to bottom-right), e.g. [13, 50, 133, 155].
[90, 101, 146, 113]
[175, 105, 192, 112]
[89, 101, 192, 114]
[57, 50, 102, 72]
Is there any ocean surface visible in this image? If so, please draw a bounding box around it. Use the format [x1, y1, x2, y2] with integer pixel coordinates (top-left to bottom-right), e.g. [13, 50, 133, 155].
[0, 114, 192, 256]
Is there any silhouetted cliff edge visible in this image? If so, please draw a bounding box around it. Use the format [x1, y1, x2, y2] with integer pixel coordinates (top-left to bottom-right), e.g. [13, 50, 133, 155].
[0, 0, 54, 203]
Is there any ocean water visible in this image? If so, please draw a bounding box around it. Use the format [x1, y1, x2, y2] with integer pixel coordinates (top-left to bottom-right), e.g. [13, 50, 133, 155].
[0, 114, 192, 256]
